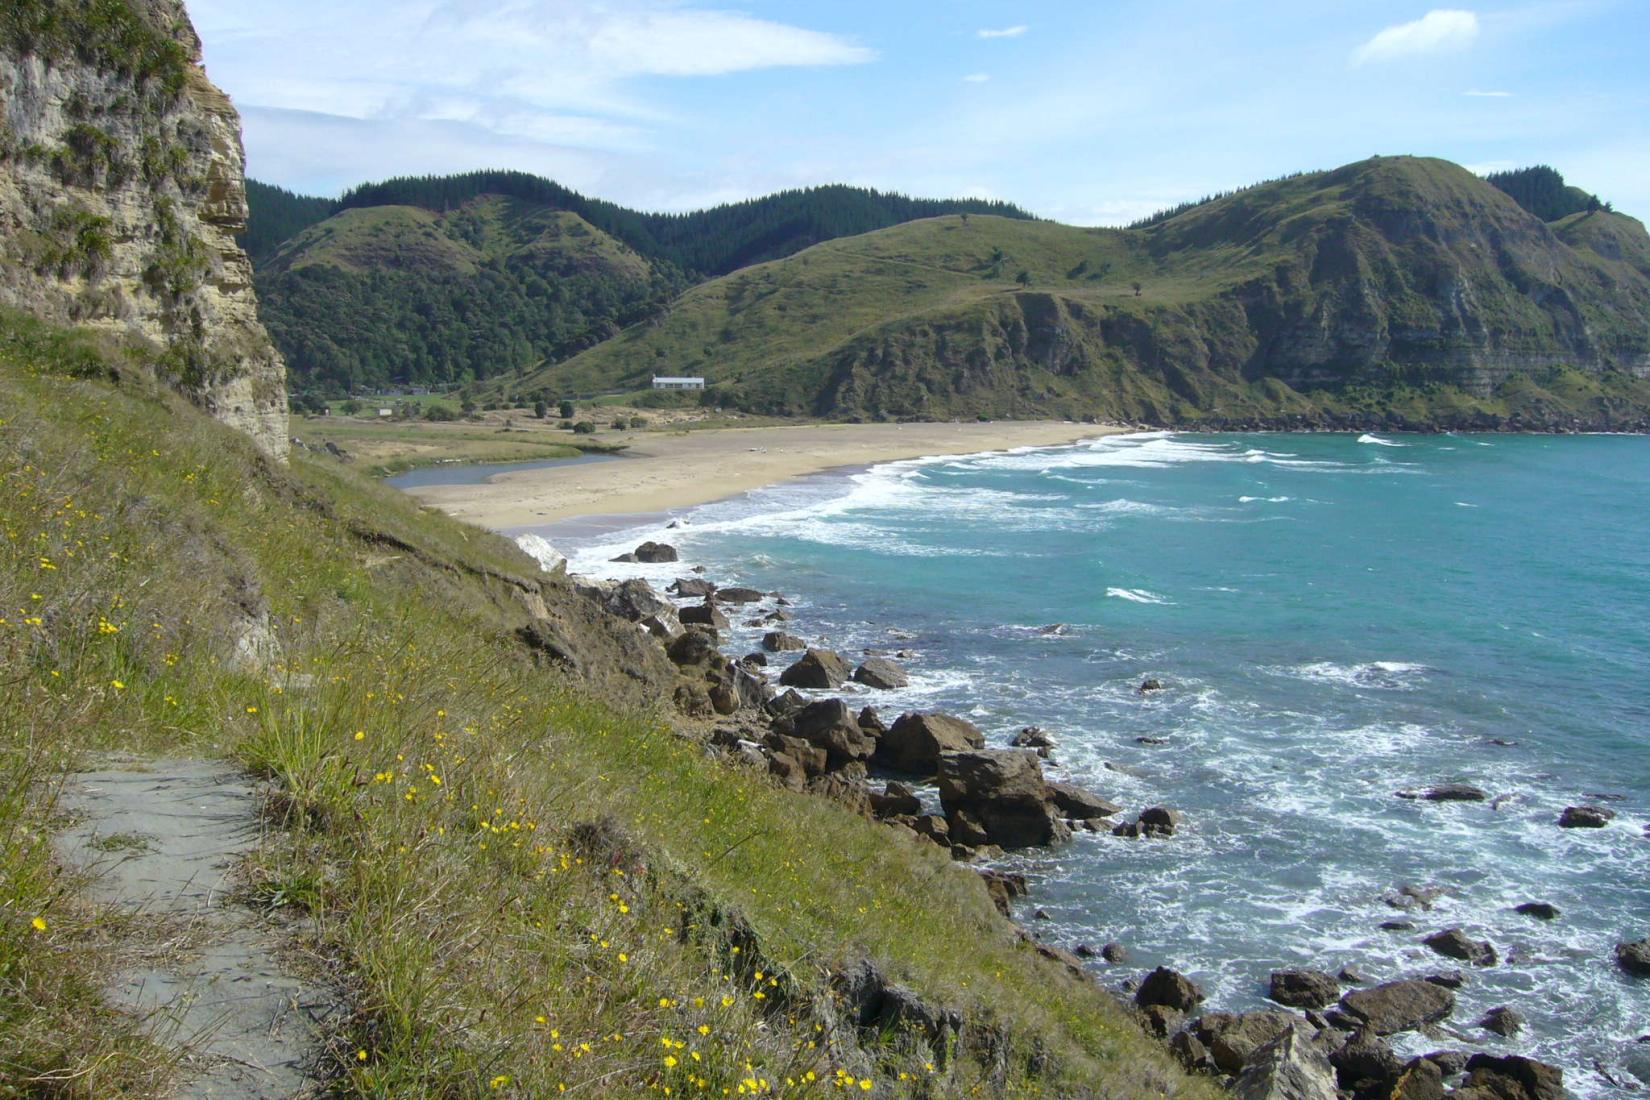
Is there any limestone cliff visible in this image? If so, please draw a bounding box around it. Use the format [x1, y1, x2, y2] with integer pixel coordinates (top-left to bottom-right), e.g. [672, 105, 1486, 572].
[0, 0, 288, 458]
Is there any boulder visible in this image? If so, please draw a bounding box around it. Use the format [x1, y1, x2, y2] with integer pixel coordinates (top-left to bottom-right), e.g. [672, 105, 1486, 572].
[1460, 1054, 1565, 1100]
[1047, 782, 1122, 820]
[937, 749, 1070, 848]
[1389, 1058, 1448, 1100]
[1141, 1004, 1185, 1039]
[1101, 942, 1128, 964]
[666, 628, 719, 667]
[1187, 1010, 1299, 1075]
[716, 586, 764, 604]
[578, 577, 675, 622]
[790, 699, 876, 765]
[1422, 928, 1497, 967]
[857, 706, 886, 735]
[1477, 1007, 1524, 1037]
[1617, 937, 1650, 977]
[1233, 1026, 1339, 1100]
[1558, 805, 1614, 828]
[1269, 969, 1340, 1010]
[1396, 784, 1487, 802]
[1113, 806, 1181, 838]
[852, 657, 909, 690]
[869, 781, 922, 818]
[765, 733, 827, 778]
[762, 630, 806, 653]
[1385, 884, 1445, 911]
[875, 712, 986, 776]
[633, 541, 678, 563]
[1337, 980, 1454, 1035]
[679, 601, 730, 630]
[1330, 1028, 1403, 1090]
[1135, 966, 1205, 1013]
[668, 577, 716, 598]
[1010, 726, 1057, 757]
[1514, 902, 1560, 921]
[640, 611, 683, 640]
[1425, 971, 1466, 989]
[763, 609, 795, 623]
[765, 688, 806, 717]
[778, 648, 852, 689]
[1139, 678, 1164, 693]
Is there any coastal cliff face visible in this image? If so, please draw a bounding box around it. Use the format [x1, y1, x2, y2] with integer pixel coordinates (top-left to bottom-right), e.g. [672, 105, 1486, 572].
[0, 0, 288, 458]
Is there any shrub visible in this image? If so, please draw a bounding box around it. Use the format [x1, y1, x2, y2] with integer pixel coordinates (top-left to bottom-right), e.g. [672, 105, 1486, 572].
[571, 420, 597, 435]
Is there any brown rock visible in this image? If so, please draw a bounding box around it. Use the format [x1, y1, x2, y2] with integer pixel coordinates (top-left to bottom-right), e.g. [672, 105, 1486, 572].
[1558, 804, 1614, 828]
[1269, 969, 1340, 1010]
[875, 711, 986, 776]
[852, 656, 909, 689]
[938, 749, 1070, 848]
[761, 630, 806, 652]
[1421, 928, 1497, 967]
[1337, 979, 1454, 1035]
[1135, 966, 1205, 1013]
[1047, 782, 1122, 820]
[778, 648, 852, 689]
[790, 698, 876, 765]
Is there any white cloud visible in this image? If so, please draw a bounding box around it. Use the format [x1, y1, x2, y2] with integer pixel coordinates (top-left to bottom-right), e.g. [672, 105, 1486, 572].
[1463, 89, 1513, 97]
[977, 25, 1028, 39]
[1352, 9, 1478, 65]
[586, 10, 874, 76]
[962, 72, 990, 84]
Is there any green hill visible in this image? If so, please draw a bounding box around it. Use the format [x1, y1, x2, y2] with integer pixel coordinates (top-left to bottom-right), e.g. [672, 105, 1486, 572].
[246, 173, 1035, 394]
[517, 156, 1650, 429]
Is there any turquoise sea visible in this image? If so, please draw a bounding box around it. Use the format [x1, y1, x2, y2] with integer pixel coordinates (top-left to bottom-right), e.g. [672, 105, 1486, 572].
[530, 432, 1650, 1093]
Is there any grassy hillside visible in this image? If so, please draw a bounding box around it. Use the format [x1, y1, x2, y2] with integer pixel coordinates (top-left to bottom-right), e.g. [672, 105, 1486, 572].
[246, 173, 1035, 396]
[510, 157, 1650, 428]
[0, 307, 1211, 1098]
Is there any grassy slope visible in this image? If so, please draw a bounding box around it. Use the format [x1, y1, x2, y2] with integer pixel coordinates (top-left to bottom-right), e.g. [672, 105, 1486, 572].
[519, 157, 1650, 426]
[265, 196, 653, 283]
[0, 309, 1212, 1099]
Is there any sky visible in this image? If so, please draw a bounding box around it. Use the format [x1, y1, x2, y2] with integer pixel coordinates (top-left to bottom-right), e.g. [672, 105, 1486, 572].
[187, 0, 1650, 224]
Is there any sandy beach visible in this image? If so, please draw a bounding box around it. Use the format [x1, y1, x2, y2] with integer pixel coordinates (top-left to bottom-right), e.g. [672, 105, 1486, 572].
[401, 420, 1123, 528]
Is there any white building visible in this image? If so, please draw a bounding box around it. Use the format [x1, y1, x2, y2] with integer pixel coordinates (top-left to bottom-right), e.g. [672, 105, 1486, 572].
[651, 376, 705, 391]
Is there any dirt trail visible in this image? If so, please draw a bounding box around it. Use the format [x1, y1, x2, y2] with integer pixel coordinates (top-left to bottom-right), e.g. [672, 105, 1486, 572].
[54, 759, 335, 1098]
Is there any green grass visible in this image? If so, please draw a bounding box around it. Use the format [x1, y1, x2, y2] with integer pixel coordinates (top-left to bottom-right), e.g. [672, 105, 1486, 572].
[0, 307, 1214, 1098]
[292, 417, 622, 476]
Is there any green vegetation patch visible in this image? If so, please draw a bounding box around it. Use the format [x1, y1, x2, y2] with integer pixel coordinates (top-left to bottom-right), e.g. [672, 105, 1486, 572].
[1, 0, 193, 99]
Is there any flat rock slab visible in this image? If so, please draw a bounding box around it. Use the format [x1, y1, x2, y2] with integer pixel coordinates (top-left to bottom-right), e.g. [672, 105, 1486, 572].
[55, 760, 333, 1098]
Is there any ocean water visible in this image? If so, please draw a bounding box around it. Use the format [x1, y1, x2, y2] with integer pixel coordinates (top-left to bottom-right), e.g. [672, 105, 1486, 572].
[527, 432, 1650, 1093]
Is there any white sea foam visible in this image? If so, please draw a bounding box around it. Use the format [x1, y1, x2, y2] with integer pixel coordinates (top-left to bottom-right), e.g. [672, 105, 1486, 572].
[1275, 661, 1430, 690]
[1357, 433, 1406, 446]
[1105, 587, 1170, 604]
[1237, 495, 1291, 503]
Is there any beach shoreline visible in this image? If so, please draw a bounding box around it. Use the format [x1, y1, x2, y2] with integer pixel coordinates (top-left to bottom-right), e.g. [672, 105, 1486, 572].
[399, 420, 1126, 529]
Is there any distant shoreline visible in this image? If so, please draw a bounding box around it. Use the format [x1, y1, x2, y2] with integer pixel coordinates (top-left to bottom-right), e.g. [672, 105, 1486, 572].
[397, 420, 1123, 529]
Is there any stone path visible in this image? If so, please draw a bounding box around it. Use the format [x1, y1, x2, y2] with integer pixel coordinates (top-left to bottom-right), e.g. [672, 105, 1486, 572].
[54, 759, 335, 1099]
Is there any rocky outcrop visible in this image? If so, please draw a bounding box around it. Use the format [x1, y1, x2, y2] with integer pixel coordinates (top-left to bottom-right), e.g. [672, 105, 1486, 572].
[937, 749, 1069, 848]
[1557, 805, 1613, 828]
[1617, 937, 1650, 977]
[851, 657, 908, 689]
[778, 648, 852, 689]
[1232, 1025, 1339, 1100]
[1422, 928, 1497, 967]
[1268, 969, 1339, 1010]
[0, 1, 288, 457]
[874, 711, 985, 776]
[1336, 979, 1454, 1035]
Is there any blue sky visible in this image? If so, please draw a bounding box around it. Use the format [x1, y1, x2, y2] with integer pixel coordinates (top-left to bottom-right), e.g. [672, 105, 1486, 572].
[188, 1, 1650, 223]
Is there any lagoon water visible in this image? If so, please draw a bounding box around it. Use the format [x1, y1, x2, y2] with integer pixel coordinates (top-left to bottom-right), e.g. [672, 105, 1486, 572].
[536, 432, 1650, 1093]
